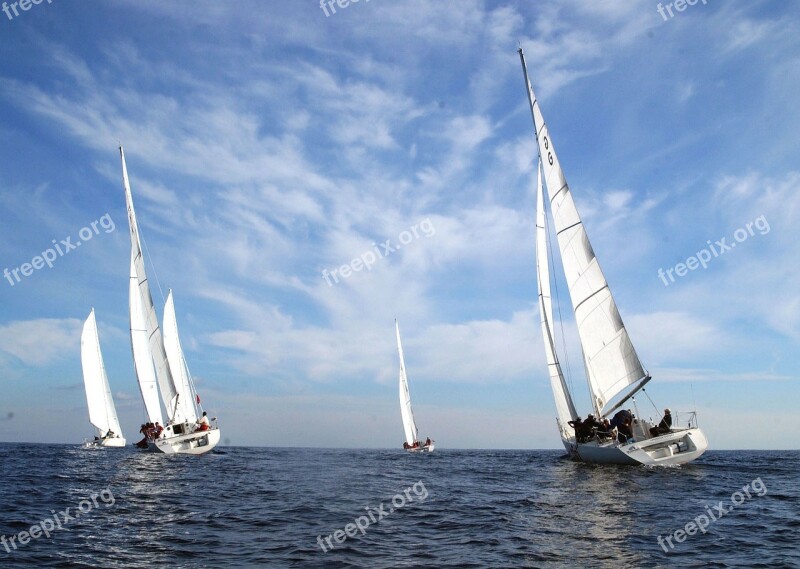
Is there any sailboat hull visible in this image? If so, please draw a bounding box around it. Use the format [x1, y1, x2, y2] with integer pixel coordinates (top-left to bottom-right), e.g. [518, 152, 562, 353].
[405, 442, 435, 453]
[153, 427, 221, 455]
[84, 436, 127, 448]
[573, 428, 708, 466]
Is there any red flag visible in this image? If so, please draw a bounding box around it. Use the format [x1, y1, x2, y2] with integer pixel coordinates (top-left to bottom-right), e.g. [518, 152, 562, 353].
[196, 394, 201, 405]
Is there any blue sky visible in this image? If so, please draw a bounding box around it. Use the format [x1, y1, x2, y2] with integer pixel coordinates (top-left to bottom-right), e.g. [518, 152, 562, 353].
[0, 1, 797, 449]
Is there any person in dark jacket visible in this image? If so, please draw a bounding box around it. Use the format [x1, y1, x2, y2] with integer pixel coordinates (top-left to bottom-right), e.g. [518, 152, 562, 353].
[610, 410, 633, 443]
[568, 417, 586, 443]
[650, 408, 673, 437]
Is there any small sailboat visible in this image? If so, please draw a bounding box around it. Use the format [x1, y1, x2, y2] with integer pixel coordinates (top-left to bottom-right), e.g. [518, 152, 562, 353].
[121, 146, 220, 455]
[519, 48, 708, 465]
[396, 320, 434, 452]
[81, 309, 126, 447]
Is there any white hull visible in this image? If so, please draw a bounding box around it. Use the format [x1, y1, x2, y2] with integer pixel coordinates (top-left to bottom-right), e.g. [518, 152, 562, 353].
[153, 427, 220, 455]
[405, 442, 435, 453]
[85, 436, 126, 448]
[569, 428, 708, 466]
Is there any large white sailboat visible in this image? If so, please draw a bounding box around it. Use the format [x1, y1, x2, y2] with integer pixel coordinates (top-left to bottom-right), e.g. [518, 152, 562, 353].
[519, 48, 708, 466]
[121, 146, 220, 455]
[396, 320, 434, 453]
[81, 309, 126, 447]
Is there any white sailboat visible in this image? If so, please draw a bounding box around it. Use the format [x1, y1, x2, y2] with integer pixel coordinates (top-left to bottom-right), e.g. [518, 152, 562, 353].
[81, 309, 126, 447]
[396, 320, 434, 452]
[519, 48, 708, 466]
[159, 288, 220, 454]
[121, 146, 220, 455]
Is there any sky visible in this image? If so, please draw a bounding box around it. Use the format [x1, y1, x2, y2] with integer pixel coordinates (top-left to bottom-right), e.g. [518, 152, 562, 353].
[0, 0, 797, 449]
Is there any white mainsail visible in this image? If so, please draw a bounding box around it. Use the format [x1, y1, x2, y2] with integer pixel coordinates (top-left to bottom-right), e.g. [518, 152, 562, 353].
[396, 320, 418, 446]
[535, 157, 579, 442]
[129, 256, 163, 426]
[519, 49, 649, 417]
[121, 146, 180, 422]
[163, 290, 199, 424]
[81, 309, 123, 437]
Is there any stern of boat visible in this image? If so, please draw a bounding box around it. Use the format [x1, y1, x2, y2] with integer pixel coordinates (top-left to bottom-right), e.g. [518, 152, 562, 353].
[155, 426, 221, 455]
[622, 427, 708, 466]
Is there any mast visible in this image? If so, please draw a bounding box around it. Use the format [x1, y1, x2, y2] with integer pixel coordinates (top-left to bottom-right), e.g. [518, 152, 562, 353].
[534, 157, 579, 441]
[121, 146, 179, 422]
[81, 309, 123, 437]
[396, 320, 419, 445]
[519, 48, 650, 418]
[163, 290, 200, 423]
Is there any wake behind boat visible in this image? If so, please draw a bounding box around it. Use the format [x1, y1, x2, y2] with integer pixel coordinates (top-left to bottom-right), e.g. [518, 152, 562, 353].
[519, 48, 708, 466]
[121, 146, 220, 455]
[81, 308, 126, 448]
[396, 320, 434, 453]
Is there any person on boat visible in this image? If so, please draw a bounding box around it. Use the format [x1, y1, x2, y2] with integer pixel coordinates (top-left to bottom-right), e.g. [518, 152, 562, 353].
[403, 442, 410, 449]
[596, 418, 613, 440]
[585, 414, 603, 439]
[196, 411, 210, 432]
[610, 410, 633, 443]
[650, 408, 673, 437]
[104, 429, 115, 439]
[425, 437, 431, 447]
[568, 417, 587, 443]
[154, 422, 164, 438]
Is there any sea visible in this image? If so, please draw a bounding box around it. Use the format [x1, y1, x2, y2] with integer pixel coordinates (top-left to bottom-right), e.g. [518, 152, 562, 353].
[0, 445, 796, 568]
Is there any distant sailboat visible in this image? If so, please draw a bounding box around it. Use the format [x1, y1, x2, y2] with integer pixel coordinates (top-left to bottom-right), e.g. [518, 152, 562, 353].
[81, 309, 125, 447]
[519, 48, 708, 465]
[396, 320, 434, 452]
[121, 146, 220, 455]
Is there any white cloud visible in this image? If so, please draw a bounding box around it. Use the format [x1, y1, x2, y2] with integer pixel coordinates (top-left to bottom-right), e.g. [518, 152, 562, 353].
[0, 319, 82, 366]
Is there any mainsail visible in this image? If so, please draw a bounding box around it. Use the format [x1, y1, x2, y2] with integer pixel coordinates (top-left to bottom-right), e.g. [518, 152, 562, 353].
[534, 157, 578, 441]
[130, 257, 164, 425]
[519, 48, 649, 417]
[163, 290, 199, 424]
[81, 309, 123, 437]
[121, 146, 179, 421]
[396, 320, 418, 446]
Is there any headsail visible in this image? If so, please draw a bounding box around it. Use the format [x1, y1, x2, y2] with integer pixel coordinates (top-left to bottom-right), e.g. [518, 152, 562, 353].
[535, 157, 579, 442]
[396, 320, 418, 446]
[81, 309, 123, 437]
[519, 49, 649, 417]
[121, 146, 180, 421]
[163, 290, 199, 424]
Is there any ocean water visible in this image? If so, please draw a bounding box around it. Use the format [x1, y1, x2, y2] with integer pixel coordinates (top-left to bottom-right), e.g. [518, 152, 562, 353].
[0, 445, 796, 568]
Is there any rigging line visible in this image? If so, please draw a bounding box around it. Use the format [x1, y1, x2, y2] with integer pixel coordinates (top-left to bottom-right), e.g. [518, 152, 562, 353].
[642, 387, 661, 421]
[140, 232, 166, 305]
[544, 181, 575, 402]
